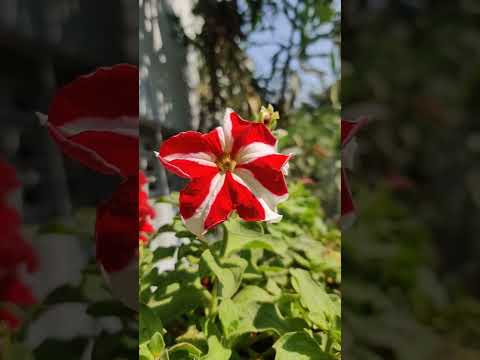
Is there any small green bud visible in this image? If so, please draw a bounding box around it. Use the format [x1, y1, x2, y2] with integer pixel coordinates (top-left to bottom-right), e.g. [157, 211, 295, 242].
[258, 104, 280, 129]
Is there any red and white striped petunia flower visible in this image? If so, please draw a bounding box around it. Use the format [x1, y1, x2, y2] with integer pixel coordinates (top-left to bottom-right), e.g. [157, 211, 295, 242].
[341, 117, 368, 229]
[95, 176, 139, 310]
[38, 64, 139, 178]
[157, 108, 290, 237]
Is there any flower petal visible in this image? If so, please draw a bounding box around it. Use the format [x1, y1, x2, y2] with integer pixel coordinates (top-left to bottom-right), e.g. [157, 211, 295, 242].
[45, 64, 139, 177]
[228, 173, 265, 221]
[180, 172, 232, 236]
[222, 108, 277, 156]
[1, 206, 38, 273]
[231, 173, 282, 222]
[236, 154, 290, 197]
[234, 142, 277, 165]
[341, 168, 354, 215]
[341, 117, 368, 147]
[0, 276, 36, 306]
[95, 178, 138, 273]
[158, 131, 219, 179]
[0, 160, 20, 199]
[234, 169, 287, 211]
[0, 309, 20, 329]
[203, 127, 226, 157]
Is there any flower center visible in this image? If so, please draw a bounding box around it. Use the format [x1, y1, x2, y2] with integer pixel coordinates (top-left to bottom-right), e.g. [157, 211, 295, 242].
[216, 153, 236, 172]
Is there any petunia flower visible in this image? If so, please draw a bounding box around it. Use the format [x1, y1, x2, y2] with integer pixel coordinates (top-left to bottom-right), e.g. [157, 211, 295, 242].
[139, 171, 155, 244]
[0, 158, 38, 329]
[95, 176, 139, 310]
[0, 275, 36, 329]
[341, 117, 368, 229]
[37, 64, 139, 178]
[157, 108, 290, 237]
[38, 65, 140, 309]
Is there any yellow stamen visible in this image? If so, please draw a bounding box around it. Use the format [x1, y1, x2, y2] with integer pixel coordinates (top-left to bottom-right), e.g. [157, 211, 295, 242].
[216, 153, 236, 172]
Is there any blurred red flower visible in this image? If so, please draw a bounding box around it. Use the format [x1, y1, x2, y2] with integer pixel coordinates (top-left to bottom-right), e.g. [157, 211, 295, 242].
[40, 64, 139, 178]
[0, 159, 37, 330]
[341, 117, 368, 229]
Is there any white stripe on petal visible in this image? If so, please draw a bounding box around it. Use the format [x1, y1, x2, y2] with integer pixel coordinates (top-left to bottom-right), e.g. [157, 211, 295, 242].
[281, 161, 290, 176]
[43, 118, 121, 175]
[162, 152, 217, 166]
[234, 168, 289, 209]
[234, 142, 276, 165]
[182, 173, 226, 236]
[342, 138, 358, 170]
[215, 127, 227, 152]
[58, 116, 139, 138]
[231, 173, 282, 223]
[222, 108, 234, 153]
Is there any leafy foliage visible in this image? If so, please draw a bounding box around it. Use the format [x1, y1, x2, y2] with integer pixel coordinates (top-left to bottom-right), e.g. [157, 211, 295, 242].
[140, 172, 341, 359]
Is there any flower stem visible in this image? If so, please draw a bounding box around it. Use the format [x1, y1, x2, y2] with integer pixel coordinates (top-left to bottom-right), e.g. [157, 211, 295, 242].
[209, 279, 218, 319]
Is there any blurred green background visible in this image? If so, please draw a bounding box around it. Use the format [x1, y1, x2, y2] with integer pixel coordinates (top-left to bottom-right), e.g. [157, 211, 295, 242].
[343, 1, 480, 359]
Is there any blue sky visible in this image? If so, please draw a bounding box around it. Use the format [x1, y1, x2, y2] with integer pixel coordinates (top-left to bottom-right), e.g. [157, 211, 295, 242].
[240, 0, 340, 105]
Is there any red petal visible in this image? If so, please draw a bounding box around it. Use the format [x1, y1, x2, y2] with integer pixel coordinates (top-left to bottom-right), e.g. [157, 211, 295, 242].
[47, 64, 139, 177]
[341, 168, 355, 216]
[158, 131, 219, 179]
[228, 172, 265, 221]
[0, 160, 20, 199]
[236, 154, 289, 196]
[203, 127, 225, 157]
[159, 131, 212, 157]
[49, 65, 138, 126]
[341, 117, 368, 147]
[0, 276, 36, 306]
[232, 119, 276, 157]
[204, 173, 234, 230]
[95, 177, 138, 272]
[0, 308, 20, 329]
[223, 109, 276, 156]
[1, 206, 38, 273]
[180, 172, 233, 235]
[164, 159, 218, 179]
[179, 172, 219, 220]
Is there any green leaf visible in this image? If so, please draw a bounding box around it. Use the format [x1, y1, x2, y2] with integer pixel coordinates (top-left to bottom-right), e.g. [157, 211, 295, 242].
[273, 331, 332, 360]
[200, 250, 247, 299]
[43, 284, 85, 304]
[168, 342, 203, 359]
[224, 220, 286, 256]
[219, 299, 307, 344]
[200, 336, 232, 360]
[233, 285, 274, 304]
[290, 269, 339, 330]
[149, 332, 167, 358]
[149, 285, 208, 325]
[139, 343, 155, 360]
[175, 325, 208, 353]
[140, 304, 164, 345]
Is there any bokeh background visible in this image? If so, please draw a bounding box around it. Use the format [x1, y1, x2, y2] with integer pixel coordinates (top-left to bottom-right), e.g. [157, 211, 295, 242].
[0, 1, 137, 359]
[343, 1, 480, 359]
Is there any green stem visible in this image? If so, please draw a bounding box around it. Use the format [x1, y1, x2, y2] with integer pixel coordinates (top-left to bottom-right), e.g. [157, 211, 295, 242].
[221, 223, 229, 257]
[325, 332, 333, 353]
[197, 235, 218, 319]
[209, 279, 218, 319]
